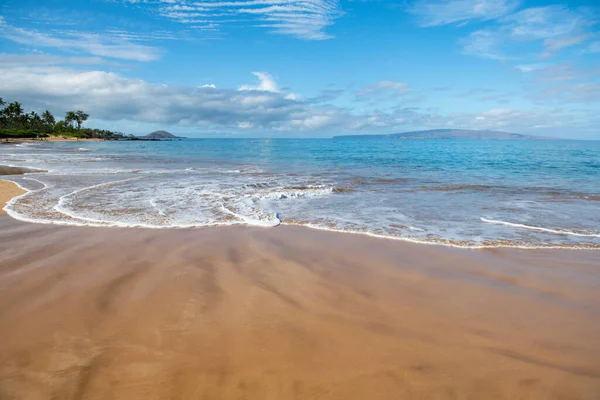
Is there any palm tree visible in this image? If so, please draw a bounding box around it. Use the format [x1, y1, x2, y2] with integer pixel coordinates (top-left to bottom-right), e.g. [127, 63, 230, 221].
[42, 110, 55, 127]
[65, 110, 89, 129]
[6, 102, 24, 119]
[0, 98, 6, 127]
[65, 111, 77, 129]
[74, 110, 89, 129]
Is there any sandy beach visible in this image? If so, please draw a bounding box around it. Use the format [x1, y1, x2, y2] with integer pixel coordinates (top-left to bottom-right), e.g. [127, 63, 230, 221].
[0, 180, 25, 215]
[0, 208, 599, 399]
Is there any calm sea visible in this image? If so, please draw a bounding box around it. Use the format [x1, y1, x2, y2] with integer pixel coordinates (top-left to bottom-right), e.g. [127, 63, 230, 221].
[2, 138, 599, 249]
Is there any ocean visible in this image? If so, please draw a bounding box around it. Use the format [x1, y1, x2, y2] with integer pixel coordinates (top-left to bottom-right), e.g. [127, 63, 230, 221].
[1, 138, 599, 249]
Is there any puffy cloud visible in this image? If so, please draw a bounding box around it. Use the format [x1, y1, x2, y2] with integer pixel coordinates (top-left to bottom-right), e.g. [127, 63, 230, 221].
[0, 66, 363, 133]
[239, 72, 280, 92]
[0, 65, 595, 138]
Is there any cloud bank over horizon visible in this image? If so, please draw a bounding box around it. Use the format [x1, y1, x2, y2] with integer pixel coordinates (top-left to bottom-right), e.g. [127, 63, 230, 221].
[2, 66, 595, 138]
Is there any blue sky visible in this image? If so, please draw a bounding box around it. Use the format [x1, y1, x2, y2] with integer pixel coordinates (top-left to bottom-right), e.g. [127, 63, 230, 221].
[0, 0, 599, 138]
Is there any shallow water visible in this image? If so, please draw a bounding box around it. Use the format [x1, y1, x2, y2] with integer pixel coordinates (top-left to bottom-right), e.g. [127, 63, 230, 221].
[1, 138, 599, 248]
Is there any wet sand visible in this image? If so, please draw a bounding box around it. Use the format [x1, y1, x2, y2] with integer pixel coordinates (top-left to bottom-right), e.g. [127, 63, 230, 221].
[0, 180, 26, 215]
[0, 216, 599, 399]
[1, 137, 103, 144]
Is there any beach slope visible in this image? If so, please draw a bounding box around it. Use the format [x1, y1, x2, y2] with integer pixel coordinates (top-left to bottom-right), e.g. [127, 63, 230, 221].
[0, 217, 599, 399]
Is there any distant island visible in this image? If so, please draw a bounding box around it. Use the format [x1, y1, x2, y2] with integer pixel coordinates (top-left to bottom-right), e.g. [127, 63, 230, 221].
[144, 130, 183, 139]
[334, 129, 550, 140]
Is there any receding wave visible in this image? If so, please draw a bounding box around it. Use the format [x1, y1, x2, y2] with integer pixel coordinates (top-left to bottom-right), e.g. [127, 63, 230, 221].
[416, 184, 496, 192]
[2, 141, 599, 250]
[284, 220, 600, 250]
[577, 195, 600, 201]
[372, 178, 411, 184]
[480, 218, 600, 238]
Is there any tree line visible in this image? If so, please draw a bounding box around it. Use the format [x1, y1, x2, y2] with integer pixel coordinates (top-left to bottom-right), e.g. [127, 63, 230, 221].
[0, 98, 129, 140]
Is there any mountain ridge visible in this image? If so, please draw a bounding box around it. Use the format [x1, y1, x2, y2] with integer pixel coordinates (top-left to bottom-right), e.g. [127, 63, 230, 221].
[334, 129, 551, 140]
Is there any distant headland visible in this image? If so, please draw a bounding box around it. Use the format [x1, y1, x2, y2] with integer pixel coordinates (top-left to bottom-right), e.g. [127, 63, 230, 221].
[334, 129, 551, 140]
[143, 130, 183, 139]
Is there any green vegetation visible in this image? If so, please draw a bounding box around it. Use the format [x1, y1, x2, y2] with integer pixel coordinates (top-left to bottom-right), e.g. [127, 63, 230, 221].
[0, 97, 132, 140]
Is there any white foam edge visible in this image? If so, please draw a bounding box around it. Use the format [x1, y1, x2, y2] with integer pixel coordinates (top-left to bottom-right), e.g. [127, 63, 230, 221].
[282, 221, 600, 250]
[481, 217, 600, 238]
[4, 199, 597, 248]
[218, 202, 280, 227]
[2, 171, 597, 249]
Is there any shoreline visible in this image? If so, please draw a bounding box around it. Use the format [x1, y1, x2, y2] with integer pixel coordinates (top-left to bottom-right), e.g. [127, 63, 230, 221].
[0, 174, 597, 250]
[1, 140, 598, 250]
[1, 136, 105, 143]
[0, 179, 26, 215]
[0, 216, 599, 398]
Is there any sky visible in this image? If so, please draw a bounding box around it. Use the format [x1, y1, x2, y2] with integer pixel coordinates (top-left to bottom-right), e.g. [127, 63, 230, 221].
[0, 0, 599, 139]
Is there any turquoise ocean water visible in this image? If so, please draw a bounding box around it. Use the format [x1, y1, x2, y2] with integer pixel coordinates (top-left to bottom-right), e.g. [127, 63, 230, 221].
[1, 138, 599, 248]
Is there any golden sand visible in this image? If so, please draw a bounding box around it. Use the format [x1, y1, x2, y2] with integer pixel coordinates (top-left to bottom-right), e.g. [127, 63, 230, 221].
[0, 180, 25, 215]
[0, 217, 599, 399]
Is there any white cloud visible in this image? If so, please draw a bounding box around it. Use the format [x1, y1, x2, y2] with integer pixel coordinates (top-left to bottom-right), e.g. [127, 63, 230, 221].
[514, 63, 548, 73]
[129, 0, 343, 40]
[540, 82, 600, 103]
[582, 41, 600, 54]
[543, 34, 591, 55]
[513, 63, 600, 106]
[0, 53, 108, 66]
[237, 121, 253, 129]
[504, 6, 584, 41]
[461, 30, 506, 60]
[410, 0, 520, 27]
[0, 66, 357, 132]
[239, 72, 280, 92]
[0, 65, 596, 138]
[449, 4, 597, 59]
[447, 107, 578, 133]
[357, 81, 411, 97]
[515, 62, 600, 84]
[0, 19, 160, 61]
